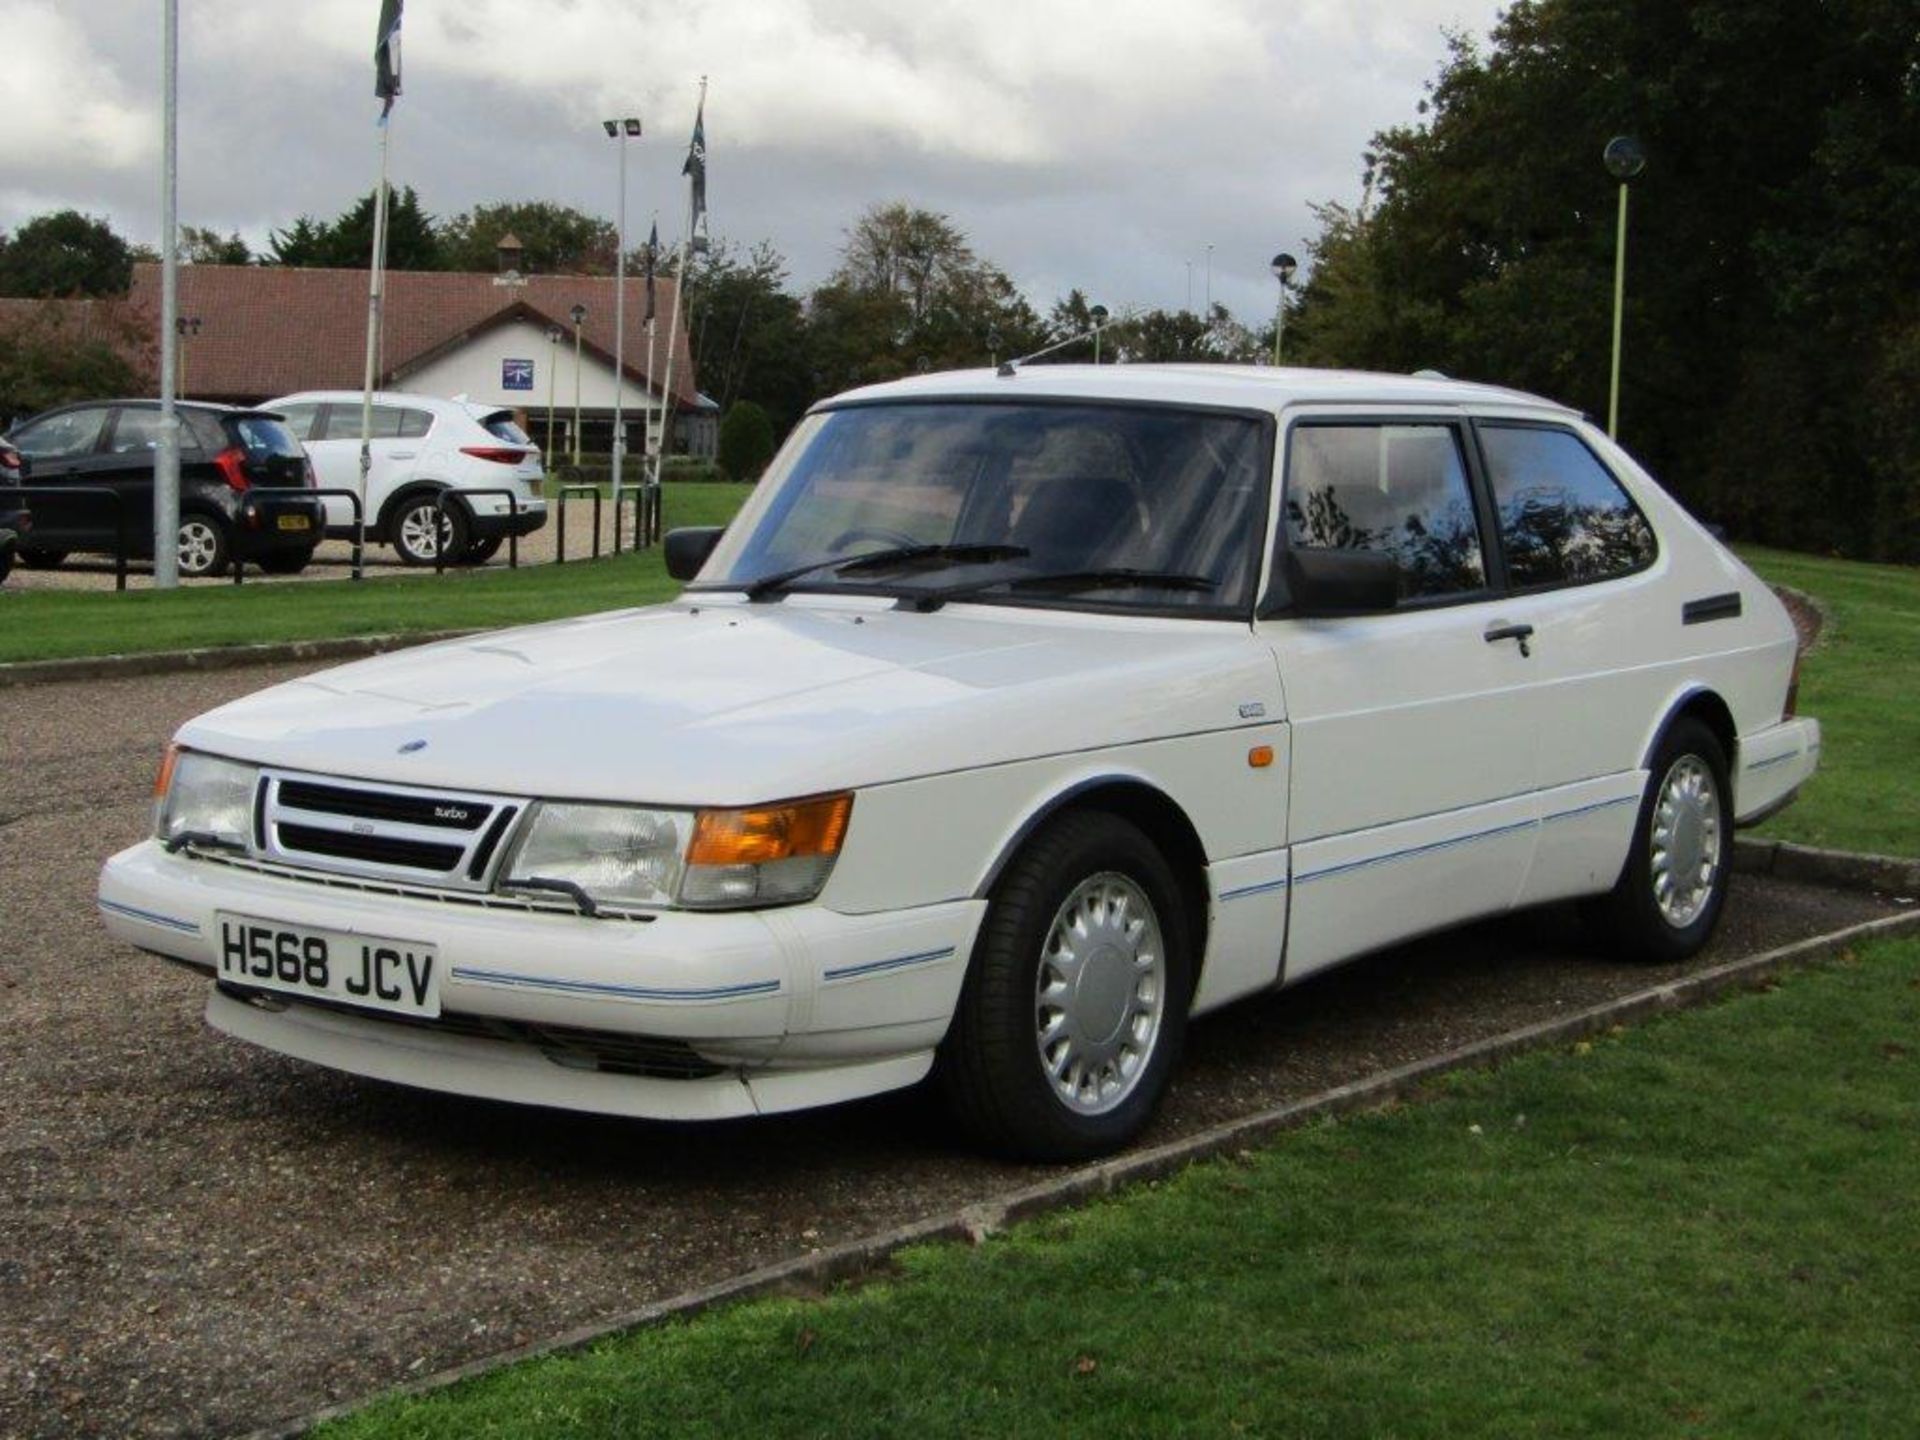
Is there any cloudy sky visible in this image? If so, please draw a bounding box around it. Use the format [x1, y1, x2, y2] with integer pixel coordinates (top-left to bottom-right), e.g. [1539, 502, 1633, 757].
[2, 0, 1505, 321]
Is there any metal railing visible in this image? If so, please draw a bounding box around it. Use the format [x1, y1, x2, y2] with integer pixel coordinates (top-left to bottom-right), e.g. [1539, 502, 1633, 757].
[12, 485, 129, 591]
[435, 489, 521, 574]
[229, 488, 362, 585]
[554, 484, 603, 564]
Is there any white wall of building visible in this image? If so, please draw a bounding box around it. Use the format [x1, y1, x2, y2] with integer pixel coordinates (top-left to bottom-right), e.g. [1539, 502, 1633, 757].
[398, 318, 667, 425]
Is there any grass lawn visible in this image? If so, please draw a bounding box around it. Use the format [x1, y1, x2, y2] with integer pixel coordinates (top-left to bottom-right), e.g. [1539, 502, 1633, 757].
[323, 934, 1920, 1440]
[0, 483, 754, 665]
[1735, 548, 1920, 858]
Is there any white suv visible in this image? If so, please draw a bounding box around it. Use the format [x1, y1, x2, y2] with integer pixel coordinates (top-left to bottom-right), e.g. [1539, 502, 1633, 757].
[265, 392, 547, 565]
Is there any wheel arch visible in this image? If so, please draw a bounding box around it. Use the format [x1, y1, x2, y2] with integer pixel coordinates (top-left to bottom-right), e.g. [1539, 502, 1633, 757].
[973, 776, 1212, 995]
[377, 479, 454, 535]
[1641, 684, 1739, 775]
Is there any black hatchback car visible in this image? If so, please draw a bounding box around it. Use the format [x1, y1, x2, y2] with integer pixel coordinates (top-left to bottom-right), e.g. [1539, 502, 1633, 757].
[0, 436, 29, 584]
[5, 400, 324, 577]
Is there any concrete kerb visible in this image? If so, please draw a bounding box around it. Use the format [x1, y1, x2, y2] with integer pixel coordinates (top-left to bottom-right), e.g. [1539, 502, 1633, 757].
[0, 631, 479, 689]
[239, 901, 1920, 1440]
[1733, 835, 1920, 899]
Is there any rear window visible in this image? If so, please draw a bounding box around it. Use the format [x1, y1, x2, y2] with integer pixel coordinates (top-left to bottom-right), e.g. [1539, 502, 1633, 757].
[482, 413, 532, 445]
[228, 415, 304, 459]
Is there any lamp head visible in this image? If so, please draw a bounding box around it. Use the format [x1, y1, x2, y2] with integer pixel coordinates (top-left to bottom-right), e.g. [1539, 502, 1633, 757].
[602, 120, 618, 138]
[623, 117, 642, 137]
[1089, 304, 1109, 325]
[1270, 252, 1298, 284]
[1603, 135, 1646, 182]
[570, 303, 588, 326]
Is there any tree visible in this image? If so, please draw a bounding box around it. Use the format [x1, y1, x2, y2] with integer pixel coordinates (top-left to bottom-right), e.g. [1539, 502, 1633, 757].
[716, 400, 776, 481]
[179, 226, 252, 265]
[439, 201, 617, 274]
[266, 185, 443, 270]
[0, 302, 148, 427]
[681, 240, 814, 435]
[0, 210, 134, 297]
[806, 203, 1046, 394]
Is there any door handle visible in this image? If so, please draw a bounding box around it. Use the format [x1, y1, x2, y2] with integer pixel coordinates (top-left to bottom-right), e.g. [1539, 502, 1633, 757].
[1484, 621, 1534, 657]
[390, 450, 417, 459]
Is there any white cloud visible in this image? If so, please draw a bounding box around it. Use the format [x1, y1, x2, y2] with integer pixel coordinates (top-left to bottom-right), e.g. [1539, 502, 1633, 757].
[0, 2, 154, 176]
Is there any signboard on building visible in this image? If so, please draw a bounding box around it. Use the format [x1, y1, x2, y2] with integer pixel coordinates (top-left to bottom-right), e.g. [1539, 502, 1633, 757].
[502, 358, 534, 391]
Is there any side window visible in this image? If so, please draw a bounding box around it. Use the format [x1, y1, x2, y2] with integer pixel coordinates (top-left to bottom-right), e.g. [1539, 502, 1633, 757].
[318, 405, 406, 441]
[107, 408, 165, 455]
[1285, 422, 1487, 600]
[13, 407, 109, 459]
[183, 411, 225, 453]
[398, 408, 433, 439]
[1479, 425, 1657, 588]
[275, 403, 321, 440]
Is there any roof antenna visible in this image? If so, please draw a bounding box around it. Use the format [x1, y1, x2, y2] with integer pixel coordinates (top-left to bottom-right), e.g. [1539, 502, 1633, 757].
[998, 312, 1112, 377]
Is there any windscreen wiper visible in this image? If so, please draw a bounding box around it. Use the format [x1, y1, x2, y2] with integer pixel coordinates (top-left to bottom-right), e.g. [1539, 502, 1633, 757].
[741, 543, 1029, 601]
[908, 568, 1218, 612]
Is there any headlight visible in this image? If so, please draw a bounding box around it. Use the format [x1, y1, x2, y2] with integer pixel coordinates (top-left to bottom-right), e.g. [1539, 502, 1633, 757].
[500, 793, 852, 912]
[504, 803, 694, 910]
[156, 747, 258, 849]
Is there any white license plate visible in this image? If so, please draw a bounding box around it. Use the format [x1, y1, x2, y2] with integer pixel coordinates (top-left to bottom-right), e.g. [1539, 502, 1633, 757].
[215, 912, 440, 1017]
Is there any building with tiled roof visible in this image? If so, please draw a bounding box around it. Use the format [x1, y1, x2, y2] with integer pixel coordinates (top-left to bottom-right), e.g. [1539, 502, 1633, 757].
[123, 262, 702, 458]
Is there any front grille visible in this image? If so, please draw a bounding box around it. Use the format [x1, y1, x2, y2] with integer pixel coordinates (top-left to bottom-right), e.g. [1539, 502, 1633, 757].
[260, 769, 527, 892]
[224, 984, 725, 1079]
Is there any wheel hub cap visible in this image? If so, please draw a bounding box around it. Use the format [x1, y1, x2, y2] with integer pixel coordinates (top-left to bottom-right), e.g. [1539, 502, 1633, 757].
[1035, 872, 1166, 1116]
[1650, 755, 1722, 928]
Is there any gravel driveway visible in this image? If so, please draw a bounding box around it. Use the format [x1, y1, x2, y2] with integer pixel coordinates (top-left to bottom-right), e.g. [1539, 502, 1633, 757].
[0, 660, 1893, 1440]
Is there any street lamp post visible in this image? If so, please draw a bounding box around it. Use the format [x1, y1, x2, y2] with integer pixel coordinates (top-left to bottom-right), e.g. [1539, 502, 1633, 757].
[1090, 304, 1109, 364]
[602, 116, 641, 543]
[1204, 244, 1214, 314]
[569, 302, 587, 468]
[544, 325, 563, 460]
[1603, 135, 1647, 438]
[1269, 253, 1297, 365]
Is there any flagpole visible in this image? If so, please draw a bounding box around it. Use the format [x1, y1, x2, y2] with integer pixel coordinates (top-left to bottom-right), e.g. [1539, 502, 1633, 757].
[155, 0, 180, 589]
[356, 117, 392, 582]
[652, 77, 705, 542]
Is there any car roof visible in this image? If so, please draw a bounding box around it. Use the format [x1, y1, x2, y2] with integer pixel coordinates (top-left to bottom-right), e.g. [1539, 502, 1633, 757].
[823, 364, 1581, 418]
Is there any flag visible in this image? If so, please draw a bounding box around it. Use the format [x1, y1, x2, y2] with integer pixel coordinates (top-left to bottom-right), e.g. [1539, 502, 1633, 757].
[375, 0, 403, 116]
[643, 221, 658, 324]
[682, 97, 707, 243]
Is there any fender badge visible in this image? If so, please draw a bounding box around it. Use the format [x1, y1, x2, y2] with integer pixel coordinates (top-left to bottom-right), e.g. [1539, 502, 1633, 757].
[1238, 702, 1267, 720]
[398, 739, 428, 754]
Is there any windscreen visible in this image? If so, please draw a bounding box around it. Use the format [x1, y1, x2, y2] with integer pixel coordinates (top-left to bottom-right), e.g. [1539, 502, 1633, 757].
[699, 402, 1268, 613]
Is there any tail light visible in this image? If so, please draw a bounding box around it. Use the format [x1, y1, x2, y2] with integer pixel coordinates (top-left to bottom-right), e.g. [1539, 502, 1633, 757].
[1784, 651, 1802, 718]
[460, 446, 529, 465]
[303, 458, 318, 488]
[213, 446, 251, 492]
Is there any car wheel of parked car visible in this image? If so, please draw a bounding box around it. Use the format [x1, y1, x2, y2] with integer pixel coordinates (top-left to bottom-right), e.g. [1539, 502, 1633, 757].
[459, 536, 503, 566]
[256, 547, 316, 576]
[177, 516, 230, 578]
[938, 810, 1191, 1162]
[18, 547, 67, 569]
[1585, 716, 1732, 962]
[392, 495, 467, 566]
[0, 544, 12, 585]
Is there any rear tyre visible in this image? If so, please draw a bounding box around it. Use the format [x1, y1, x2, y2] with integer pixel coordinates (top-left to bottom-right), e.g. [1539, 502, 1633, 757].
[937, 810, 1191, 1162]
[0, 544, 13, 585]
[1584, 716, 1732, 963]
[458, 535, 503, 566]
[176, 515, 230, 578]
[257, 547, 316, 576]
[392, 495, 468, 567]
[18, 547, 67, 569]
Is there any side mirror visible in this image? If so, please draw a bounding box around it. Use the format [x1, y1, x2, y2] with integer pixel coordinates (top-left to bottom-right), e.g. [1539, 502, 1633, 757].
[664, 525, 723, 582]
[1271, 547, 1400, 617]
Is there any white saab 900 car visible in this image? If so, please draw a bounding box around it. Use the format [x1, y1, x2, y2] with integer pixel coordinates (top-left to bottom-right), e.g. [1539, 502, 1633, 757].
[99, 366, 1820, 1159]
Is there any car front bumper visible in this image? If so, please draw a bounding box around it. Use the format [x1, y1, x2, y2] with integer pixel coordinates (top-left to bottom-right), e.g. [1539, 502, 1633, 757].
[98, 839, 983, 1119]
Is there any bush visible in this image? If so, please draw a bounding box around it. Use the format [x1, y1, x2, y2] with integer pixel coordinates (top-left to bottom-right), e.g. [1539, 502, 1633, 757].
[716, 401, 776, 482]
[549, 456, 726, 488]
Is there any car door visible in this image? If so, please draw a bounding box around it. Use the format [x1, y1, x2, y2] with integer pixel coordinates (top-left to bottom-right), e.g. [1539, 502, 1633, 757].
[1466, 418, 1666, 908]
[8, 405, 117, 549]
[99, 406, 171, 554]
[1260, 413, 1542, 981]
[314, 404, 420, 530]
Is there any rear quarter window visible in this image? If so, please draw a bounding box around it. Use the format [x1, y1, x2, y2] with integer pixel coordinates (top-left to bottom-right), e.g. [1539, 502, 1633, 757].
[1478, 425, 1657, 588]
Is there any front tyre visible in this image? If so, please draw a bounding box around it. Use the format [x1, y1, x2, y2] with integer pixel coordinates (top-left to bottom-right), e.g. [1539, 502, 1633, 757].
[1585, 716, 1732, 962]
[937, 810, 1191, 1162]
